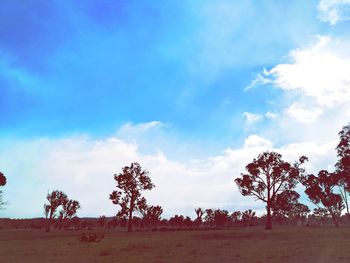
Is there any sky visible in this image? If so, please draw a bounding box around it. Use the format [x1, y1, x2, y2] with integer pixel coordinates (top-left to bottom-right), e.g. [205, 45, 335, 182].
[1, 0, 350, 219]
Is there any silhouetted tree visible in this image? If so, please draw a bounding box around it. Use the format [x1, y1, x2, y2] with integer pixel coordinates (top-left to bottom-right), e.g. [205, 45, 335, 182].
[44, 190, 67, 232]
[335, 124, 350, 216]
[303, 170, 344, 227]
[109, 162, 154, 232]
[141, 205, 163, 227]
[204, 209, 215, 226]
[0, 172, 7, 209]
[58, 198, 80, 230]
[194, 207, 204, 226]
[241, 209, 257, 226]
[214, 209, 229, 227]
[169, 215, 184, 228]
[235, 151, 308, 229]
[272, 190, 309, 223]
[230, 211, 242, 225]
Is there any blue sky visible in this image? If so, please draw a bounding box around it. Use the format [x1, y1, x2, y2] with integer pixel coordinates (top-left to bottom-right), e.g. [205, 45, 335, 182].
[1, 0, 350, 218]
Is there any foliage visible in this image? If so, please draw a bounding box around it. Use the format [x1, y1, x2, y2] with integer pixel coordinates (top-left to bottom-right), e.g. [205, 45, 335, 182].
[110, 162, 154, 232]
[44, 190, 67, 232]
[241, 209, 257, 226]
[0, 172, 7, 209]
[235, 151, 308, 229]
[303, 170, 344, 227]
[141, 205, 163, 227]
[272, 190, 309, 222]
[335, 124, 350, 216]
[58, 198, 81, 229]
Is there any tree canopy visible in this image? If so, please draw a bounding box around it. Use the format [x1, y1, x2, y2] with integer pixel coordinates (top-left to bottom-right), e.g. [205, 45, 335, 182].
[235, 151, 308, 229]
[110, 162, 154, 232]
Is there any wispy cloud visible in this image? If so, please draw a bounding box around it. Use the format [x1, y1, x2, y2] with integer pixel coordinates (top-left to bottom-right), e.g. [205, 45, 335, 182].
[318, 0, 350, 25]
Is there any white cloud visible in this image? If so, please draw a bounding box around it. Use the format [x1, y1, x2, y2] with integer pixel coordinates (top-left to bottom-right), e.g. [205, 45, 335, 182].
[318, 0, 350, 25]
[265, 111, 277, 120]
[250, 36, 350, 125]
[1, 126, 337, 219]
[243, 135, 273, 149]
[243, 112, 263, 126]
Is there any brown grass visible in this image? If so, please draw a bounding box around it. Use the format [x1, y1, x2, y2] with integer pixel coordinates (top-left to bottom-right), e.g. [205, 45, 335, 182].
[1, 226, 350, 262]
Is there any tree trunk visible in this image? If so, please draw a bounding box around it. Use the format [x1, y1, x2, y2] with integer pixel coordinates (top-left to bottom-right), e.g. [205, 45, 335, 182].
[266, 202, 272, 230]
[344, 186, 350, 218]
[46, 210, 53, 233]
[127, 200, 134, 232]
[266, 175, 272, 230]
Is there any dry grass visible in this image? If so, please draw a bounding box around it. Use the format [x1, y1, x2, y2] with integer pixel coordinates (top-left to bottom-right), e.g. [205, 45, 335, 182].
[1, 226, 350, 262]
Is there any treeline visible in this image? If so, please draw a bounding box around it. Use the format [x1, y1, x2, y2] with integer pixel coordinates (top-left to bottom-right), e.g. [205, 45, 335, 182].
[1, 124, 350, 232]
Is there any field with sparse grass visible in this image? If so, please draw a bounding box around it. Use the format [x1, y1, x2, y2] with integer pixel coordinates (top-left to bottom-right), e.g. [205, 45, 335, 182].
[1, 226, 350, 262]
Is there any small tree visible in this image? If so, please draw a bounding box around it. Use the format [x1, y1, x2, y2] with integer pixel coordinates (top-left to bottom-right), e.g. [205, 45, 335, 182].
[0, 172, 7, 209]
[303, 170, 344, 227]
[230, 211, 242, 225]
[109, 162, 154, 232]
[194, 207, 204, 226]
[272, 190, 309, 223]
[58, 198, 80, 230]
[213, 209, 229, 227]
[44, 190, 67, 232]
[141, 205, 163, 227]
[335, 124, 350, 216]
[235, 151, 308, 229]
[241, 209, 257, 226]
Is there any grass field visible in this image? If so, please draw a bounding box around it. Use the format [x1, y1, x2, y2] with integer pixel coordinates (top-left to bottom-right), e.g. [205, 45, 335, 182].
[1, 226, 350, 262]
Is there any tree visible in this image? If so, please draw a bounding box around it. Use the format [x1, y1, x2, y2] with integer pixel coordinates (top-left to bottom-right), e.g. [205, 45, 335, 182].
[0, 172, 7, 209]
[141, 205, 163, 227]
[230, 211, 242, 225]
[235, 151, 308, 229]
[44, 190, 67, 232]
[204, 209, 215, 226]
[58, 198, 80, 230]
[194, 207, 204, 226]
[109, 162, 154, 232]
[335, 124, 350, 216]
[241, 209, 257, 226]
[303, 170, 344, 227]
[213, 209, 229, 227]
[272, 190, 309, 223]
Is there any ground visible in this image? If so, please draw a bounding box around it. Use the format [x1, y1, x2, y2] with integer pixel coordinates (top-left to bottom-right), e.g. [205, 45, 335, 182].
[1, 226, 350, 262]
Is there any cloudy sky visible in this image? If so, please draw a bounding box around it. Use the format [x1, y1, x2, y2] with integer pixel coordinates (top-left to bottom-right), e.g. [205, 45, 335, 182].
[1, 0, 350, 219]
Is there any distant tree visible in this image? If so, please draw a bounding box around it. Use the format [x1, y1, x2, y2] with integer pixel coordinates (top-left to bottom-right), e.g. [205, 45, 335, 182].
[184, 216, 192, 228]
[58, 198, 80, 230]
[241, 209, 257, 226]
[230, 211, 242, 225]
[109, 162, 155, 232]
[272, 190, 309, 223]
[235, 151, 308, 229]
[213, 209, 229, 227]
[169, 215, 184, 228]
[44, 190, 67, 232]
[303, 170, 344, 227]
[335, 124, 350, 216]
[98, 215, 107, 229]
[0, 172, 7, 209]
[204, 209, 215, 226]
[141, 205, 163, 227]
[194, 207, 204, 224]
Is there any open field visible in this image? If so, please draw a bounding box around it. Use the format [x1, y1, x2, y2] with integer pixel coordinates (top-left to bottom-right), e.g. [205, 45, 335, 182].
[1, 226, 350, 262]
